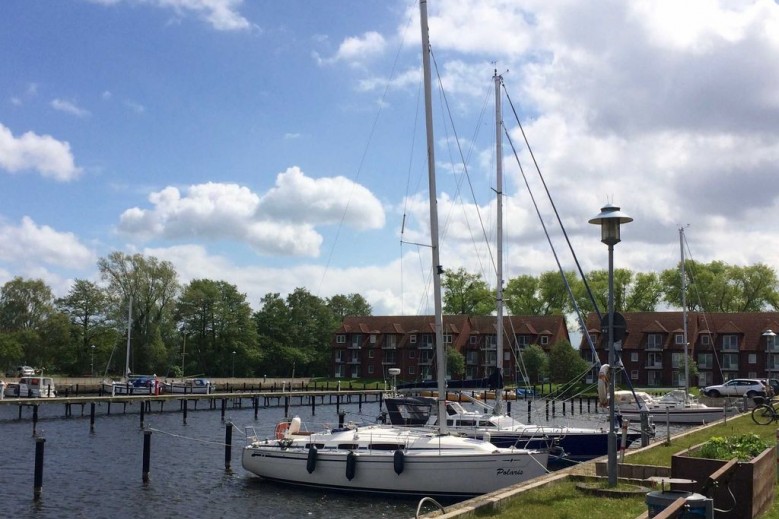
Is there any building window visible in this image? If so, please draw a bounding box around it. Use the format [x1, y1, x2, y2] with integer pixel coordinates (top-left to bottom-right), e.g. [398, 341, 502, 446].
[370, 334, 376, 344]
[516, 335, 529, 349]
[409, 350, 416, 359]
[647, 334, 663, 350]
[722, 335, 739, 351]
[409, 366, 416, 375]
[698, 353, 712, 369]
[368, 350, 374, 359]
[671, 352, 684, 368]
[335, 351, 344, 363]
[630, 352, 638, 362]
[467, 351, 478, 365]
[504, 351, 510, 361]
[368, 365, 374, 374]
[675, 334, 685, 345]
[748, 353, 756, 364]
[540, 336, 549, 345]
[470, 335, 478, 345]
[647, 352, 662, 368]
[336, 335, 346, 344]
[443, 333, 452, 344]
[631, 370, 639, 380]
[410, 335, 417, 344]
[701, 334, 711, 345]
[722, 353, 738, 370]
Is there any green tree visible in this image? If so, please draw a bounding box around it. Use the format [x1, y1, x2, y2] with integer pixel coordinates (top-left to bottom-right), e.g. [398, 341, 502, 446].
[446, 345, 465, 378]
[327, 293, 372, 321]
[177, 279, 258, 377]
[442, 268, 493, 315]
[57, 279, 110, 374]
[547, 340, 589, 383]
[98, 252, 179, 375]
[0, 277, 55, 331]
[519, 344, 548, 384]
[504, 275, 543, 315]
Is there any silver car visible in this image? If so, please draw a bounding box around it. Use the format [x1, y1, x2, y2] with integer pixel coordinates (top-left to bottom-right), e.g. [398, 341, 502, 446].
[703, 378, 766, 398]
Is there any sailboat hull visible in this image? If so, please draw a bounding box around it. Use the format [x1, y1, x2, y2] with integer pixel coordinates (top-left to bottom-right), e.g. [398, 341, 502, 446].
[242, 425, 548, 497]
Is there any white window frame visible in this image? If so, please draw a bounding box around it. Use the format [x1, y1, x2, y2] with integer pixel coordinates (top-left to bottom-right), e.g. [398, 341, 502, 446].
[336, 335, 346, 344]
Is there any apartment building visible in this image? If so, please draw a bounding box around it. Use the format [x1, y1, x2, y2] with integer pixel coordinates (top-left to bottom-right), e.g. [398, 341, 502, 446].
[332, 314, 569, 383]
[580, 311, 779, 387]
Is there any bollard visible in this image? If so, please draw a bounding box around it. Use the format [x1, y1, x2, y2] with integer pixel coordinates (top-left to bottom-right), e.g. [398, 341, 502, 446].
[225, 422, 233, 471]
[142, 430, 152, 483]
[33, 437, 45, 500]
[90, 402, 96, 433]
[32, 405, 39, 436]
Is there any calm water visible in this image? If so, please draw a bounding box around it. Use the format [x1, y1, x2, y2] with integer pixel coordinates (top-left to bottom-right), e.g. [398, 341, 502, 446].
[0, 399, 422, 519]
[0, 396, 685, 519]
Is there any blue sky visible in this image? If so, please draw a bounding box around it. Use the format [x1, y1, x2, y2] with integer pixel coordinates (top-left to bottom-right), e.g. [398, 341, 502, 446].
[2, 0, 779, 316]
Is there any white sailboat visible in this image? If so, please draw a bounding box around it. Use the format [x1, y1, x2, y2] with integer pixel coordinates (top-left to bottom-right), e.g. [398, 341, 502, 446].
[615, 227, 736, 424]
[383, 73, 641, 465]
[241, 0, 549, 497]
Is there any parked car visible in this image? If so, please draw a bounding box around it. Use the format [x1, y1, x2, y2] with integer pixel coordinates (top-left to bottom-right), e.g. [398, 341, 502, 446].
[5, 365, 35, 377]
[702, 378, 766, 398]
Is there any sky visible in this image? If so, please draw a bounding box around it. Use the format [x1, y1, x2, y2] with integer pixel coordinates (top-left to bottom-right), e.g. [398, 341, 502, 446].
[1, 0, 779, 317]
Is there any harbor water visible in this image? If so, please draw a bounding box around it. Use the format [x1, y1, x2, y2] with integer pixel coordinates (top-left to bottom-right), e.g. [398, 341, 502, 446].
[0, 396, 686, 518]
[0, 398, 422, 519]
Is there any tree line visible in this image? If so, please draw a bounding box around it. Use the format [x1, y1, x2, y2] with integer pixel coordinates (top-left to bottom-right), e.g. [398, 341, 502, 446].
[442, 261, 779, 316]
[1, 253, 775, 379]
[0, 252, 371, 378]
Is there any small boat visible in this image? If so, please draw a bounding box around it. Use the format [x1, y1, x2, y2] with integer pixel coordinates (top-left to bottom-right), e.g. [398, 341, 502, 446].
[2, 376, 57, 398]
[383, 393, 641, 465]
[102, 374, 160, 396]
[614, 389, 737, 424]
[242, 416, 548, 498]
[162, 377, 214, 394]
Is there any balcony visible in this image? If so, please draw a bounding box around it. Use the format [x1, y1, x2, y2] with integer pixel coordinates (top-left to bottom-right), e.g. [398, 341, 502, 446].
[347, 343, 362, 350]
[646, 344, 663, 351]
[418, 342, 434, 350]
[418, 358, 433, 366]
[382, 343, 397, 350]
[645, 362, 663, 369]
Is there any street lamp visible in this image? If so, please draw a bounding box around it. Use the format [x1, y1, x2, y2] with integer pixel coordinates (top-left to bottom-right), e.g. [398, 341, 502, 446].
[764, 330, 776, 382]
[589, 202, 633, 487]
[91, 345, 95, 378]
[232, 351, 236, 378]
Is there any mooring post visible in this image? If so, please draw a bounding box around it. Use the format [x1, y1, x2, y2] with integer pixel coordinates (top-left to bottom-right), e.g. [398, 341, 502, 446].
[220, 398, 226, 422]
[90, 402, 96, 433]
[284, 396, 289, 418]
[140, 401, 145, 429]
[338, 410, 345, 428]
[183, 399, 188, 425]
[254, 397, 259, 420]
[142, 430, 151, 483]
[358, 393, 362, 412]
[311, 395, 316, 416]
[33, 437, 45, 500]
[527, 400, 531, 423]
[32, 405, 39, 436]
[224, 422, 233, 471]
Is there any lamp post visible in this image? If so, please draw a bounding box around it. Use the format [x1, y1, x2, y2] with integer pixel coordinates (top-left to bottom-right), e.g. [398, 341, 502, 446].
[232, 351, 236, 378]
[91, 345, 95, 377]
[764, 330, 776, 383]
[589, 203, 633, 487]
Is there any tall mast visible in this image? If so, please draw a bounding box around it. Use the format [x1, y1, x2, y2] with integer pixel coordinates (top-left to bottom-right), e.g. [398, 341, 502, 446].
[419, 0, 448, 434]
[679, 227, 689, 395]
[493, 70, 504, 415]
[125, 295, 132, 380]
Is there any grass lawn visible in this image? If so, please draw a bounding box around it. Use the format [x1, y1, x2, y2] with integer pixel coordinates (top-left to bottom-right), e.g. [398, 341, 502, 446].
[481, 413, 779, 519]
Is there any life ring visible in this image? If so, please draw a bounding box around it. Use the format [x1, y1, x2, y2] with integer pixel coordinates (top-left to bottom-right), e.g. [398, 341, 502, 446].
[597, 364, 609, 408]
[275, 421, 290, 440]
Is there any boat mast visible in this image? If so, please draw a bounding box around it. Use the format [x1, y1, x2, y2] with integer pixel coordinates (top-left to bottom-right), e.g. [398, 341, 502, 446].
[493, 70, 504, 416]
[125, 295, 132, 380]
[419, 0, 448, 434]
[679, 227, 689, 395]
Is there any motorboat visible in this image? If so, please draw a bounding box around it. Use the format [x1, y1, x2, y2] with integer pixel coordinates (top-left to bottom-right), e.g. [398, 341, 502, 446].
[242, 416, 548, 498]
[614, 389, 737, 424]
[162, 377, 214, 394]
[102, 374, 160, 396]
[3, 376, 57, 398]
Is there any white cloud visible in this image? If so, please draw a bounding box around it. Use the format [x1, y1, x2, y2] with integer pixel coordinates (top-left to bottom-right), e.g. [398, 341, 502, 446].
[0, 123, 82, 181]
[51, 98, 90, 118]
[86, 0, 250, 31]
[119, 167, 385, 257]
[321, 31, 387, 67]
[0, 216, 95, 269]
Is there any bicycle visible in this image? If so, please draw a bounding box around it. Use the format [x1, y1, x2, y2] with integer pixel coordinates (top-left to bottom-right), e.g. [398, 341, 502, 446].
[751, 398, 779, 425]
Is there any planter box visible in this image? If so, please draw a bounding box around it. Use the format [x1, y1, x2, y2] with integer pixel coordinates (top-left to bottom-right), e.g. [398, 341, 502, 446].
[670, 444, 775, 519]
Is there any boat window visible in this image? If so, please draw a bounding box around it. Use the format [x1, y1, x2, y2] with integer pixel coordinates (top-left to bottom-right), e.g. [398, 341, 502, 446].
[305, 443, 325, 449]
[337, 444, 359, 450]
[368, 444, 404, 451]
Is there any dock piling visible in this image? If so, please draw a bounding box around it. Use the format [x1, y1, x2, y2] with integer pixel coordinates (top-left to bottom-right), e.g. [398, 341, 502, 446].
[33, 437, 45, 500]
[142, 430, 151, 483]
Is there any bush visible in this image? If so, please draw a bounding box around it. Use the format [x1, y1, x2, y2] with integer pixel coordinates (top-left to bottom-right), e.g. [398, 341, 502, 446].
[696, 433, 769, 461]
